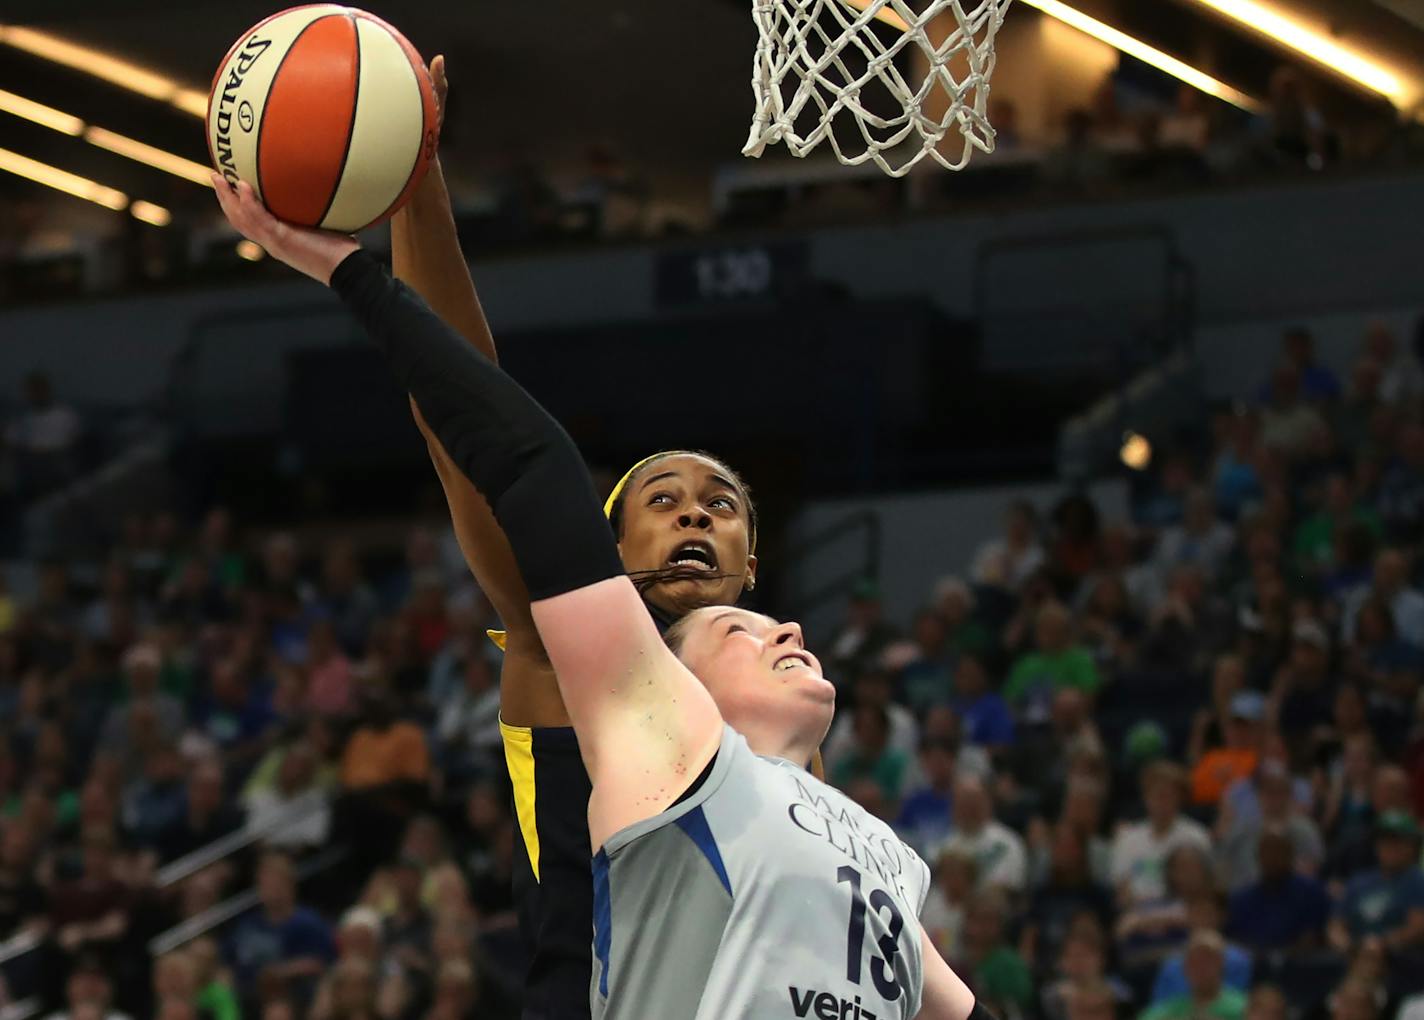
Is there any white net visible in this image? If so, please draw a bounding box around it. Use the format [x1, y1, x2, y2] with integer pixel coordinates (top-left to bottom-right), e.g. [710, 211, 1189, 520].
[743, 0, 1014, 177]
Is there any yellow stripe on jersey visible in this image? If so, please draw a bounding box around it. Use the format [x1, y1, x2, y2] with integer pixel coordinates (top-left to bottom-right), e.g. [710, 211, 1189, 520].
[500, 717, 540, 882]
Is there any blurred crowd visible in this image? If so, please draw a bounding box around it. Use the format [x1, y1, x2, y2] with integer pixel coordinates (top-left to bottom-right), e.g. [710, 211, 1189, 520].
[0, 512, 518, 1020]
[815, 325, 1424, 1020]
[0, 323, 1420, 1020]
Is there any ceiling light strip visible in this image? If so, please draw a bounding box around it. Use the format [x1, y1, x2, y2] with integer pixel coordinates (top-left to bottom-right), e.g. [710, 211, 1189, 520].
[0, 24, 207, 118]
[1019, 0, 1262, 112]
[130, 200, 173, 227]
[1182, 0, 1408, 104]
[0, 88, 84, 135]
[0, 88, 212, 187]
[0, 146, 172, 225]
[84, 127, 212, 185]
[0, 146, 128, 210]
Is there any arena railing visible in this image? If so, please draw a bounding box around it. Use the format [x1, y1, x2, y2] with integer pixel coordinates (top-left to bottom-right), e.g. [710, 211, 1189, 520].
[973, 224, 1195, 375]
[148, 843, 349, 957]
[0, 790, 333, 973]
[781, 509, 881, 619]
[154, 788, 329, 888]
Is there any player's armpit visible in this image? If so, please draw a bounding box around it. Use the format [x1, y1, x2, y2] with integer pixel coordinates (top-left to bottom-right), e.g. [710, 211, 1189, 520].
[498, 630, 569, 728]
[916, 928, 977, 1020]
[531, 577, 723, 846]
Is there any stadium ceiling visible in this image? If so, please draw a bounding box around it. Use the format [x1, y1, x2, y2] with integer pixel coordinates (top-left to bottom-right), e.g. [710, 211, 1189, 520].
[2, 0, 1423, 218]
[1372, 0, 1424, 32]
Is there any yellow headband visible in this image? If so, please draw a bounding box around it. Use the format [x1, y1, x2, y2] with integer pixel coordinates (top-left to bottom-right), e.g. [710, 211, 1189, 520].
[602, 453, 671, 519]
[604, 450, 755, 554]
[491, 453, 696, 652]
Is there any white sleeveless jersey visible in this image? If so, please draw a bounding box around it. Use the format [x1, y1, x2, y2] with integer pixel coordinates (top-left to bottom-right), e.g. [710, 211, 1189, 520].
[591, 725, 932, 1020]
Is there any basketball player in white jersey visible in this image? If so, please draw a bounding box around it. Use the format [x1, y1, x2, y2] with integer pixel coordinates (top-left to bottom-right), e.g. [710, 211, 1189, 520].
[212, 176, 992, 1020]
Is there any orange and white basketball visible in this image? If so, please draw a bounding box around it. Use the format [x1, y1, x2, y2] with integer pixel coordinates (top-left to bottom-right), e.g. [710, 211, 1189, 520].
[206, 5, 438, 233]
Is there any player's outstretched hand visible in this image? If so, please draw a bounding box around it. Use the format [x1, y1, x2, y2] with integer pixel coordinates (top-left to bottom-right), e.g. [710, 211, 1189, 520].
[210, 174, 360, 286]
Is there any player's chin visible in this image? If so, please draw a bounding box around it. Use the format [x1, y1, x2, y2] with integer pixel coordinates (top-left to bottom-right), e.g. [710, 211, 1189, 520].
[659, 572, 734, 598]
[778, 666, 836, 703]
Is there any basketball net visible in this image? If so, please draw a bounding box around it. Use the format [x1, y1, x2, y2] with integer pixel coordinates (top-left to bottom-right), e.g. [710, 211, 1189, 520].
[743, 0, 1014, 177]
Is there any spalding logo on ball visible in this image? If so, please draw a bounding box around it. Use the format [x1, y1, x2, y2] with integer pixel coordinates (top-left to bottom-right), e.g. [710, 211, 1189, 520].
[207, 5, 439, 233]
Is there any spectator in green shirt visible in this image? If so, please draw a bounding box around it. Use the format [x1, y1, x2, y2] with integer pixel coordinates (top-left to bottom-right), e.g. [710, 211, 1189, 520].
[829, 704, 910, 804]
[956, 887, 1034, 1014]
[190, 936, 241, 1020]
[934, 576, 993, 659]
[1140, 930, 1246, 1020]
[1005, 601, 1102, 721]
[1292, 472, 1382, 572]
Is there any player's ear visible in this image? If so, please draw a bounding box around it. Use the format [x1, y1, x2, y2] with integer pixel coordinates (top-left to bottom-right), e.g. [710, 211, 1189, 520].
[743, 555, 758, 592]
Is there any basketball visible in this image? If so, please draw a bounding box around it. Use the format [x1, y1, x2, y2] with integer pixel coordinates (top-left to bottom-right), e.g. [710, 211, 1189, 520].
[205, 5, 439, 233]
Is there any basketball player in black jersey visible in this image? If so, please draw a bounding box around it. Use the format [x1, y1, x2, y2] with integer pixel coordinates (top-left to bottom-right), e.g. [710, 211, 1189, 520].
[387, 56, 798, 1020]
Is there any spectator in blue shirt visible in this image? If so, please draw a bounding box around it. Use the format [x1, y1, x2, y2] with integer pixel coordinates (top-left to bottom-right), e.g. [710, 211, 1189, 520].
[191, 657, 278, 769]
[227, 851, 335, 996]
[1330, 811, 1424, 954]
[153, 758, 245, 864]
[121, 742, 187, 850]
[895, 609, 955, 714]
[1257, 328, 1341, 404]
[951, 654, 1014, 752]
[896, 736, 958, 855]
[1150, 895, 1252, 1005]
[1225, 824, 1329, 954]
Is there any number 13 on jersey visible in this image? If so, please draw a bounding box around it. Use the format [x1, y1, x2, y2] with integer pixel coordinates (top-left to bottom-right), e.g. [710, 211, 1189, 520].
[839, 865, 905, 999]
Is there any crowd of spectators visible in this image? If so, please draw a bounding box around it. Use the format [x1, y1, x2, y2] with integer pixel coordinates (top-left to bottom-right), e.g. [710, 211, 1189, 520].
[0, 322, 1419, 1020]
[0, 511, 517, 1020]
[816, 324, 1424, 1020]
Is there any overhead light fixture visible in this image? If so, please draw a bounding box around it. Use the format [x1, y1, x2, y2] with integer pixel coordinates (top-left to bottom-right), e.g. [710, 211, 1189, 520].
[0, 146, 127, 210]
[0, 146, 173, 225]
[1019, 0, 1262, 112]
[170, 92, 210, 118]
[1120, 431, 1152, 471]
[1181, 0, 1410, 105]
[236, 240, 266, 262]
[0, 24, 207, 118]
[0, 88, 212, 187]
[0, 88, 83, 135]
[130, 200, 172, 227]
[84, 127, 212, 185]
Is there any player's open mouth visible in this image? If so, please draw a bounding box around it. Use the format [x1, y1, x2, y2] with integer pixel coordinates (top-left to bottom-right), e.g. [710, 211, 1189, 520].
[667, 540, 718, 573]
[773, 652, 812, 672]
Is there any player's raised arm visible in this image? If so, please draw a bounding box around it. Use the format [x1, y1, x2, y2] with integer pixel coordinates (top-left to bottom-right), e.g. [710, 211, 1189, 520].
[330, 249, 723, 815]
[209, 180, 723, 833]
[386, 58, 564, 725]
[390, 58, 494, 364]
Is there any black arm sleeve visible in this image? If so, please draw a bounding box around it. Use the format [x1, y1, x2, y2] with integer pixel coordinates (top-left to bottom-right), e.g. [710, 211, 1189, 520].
[330, 249, 624, 601]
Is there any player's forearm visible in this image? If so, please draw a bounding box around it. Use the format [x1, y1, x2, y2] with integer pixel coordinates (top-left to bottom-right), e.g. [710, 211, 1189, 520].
[419, 402, 545, 644]
[332, 249, 621, 602]
[390, 158, 497, 363]
[917, 929, 977, 1020]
